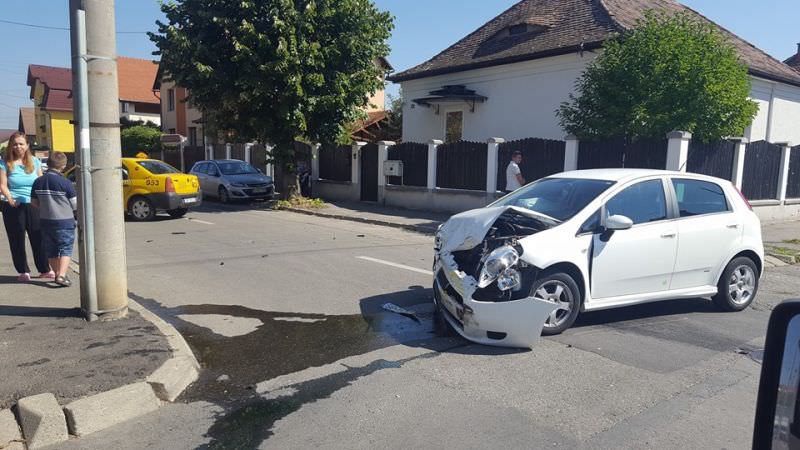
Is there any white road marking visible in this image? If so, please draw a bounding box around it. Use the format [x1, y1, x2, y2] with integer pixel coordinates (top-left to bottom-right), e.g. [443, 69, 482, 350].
[186, 218, 215, 225]
[356, 256, 433, 276]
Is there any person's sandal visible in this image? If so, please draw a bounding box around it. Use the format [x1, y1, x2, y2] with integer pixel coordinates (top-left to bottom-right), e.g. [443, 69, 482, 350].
[55, 275, 72, 287]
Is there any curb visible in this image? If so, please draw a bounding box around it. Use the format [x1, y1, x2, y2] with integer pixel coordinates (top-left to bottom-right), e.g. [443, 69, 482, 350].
[2, 265, 201, 448]
[282, 206, 440, 235]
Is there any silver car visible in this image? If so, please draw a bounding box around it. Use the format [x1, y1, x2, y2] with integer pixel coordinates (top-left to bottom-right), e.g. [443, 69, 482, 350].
[190, 159, 274, 203]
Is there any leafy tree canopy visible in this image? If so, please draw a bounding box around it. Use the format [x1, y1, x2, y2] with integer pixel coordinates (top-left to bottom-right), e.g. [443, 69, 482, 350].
[121, 125, 161, 157]
[150, 0, 394, 172]
[557, 12, 758, 142]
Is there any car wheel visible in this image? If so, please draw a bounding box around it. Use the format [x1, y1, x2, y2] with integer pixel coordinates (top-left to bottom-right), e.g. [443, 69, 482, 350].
[128, 196, 155, 222]
[531, 271, 581, 336]
[218, 186, 230, 204]
[713, 256, 759, 312]
[168, 208, 188, 219]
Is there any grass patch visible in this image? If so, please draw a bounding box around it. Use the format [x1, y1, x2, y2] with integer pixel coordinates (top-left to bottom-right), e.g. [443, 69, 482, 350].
[783, 239, 800, 245]
[273, 197, 326, 210]
[768, 246, 800, 257]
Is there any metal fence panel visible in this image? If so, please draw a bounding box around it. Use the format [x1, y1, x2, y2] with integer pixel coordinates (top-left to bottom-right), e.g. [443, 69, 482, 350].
[787, 145, 800, 199]
[319, 143, 352, 182]
[742, 140, 782, 200]
[436, 141, 487, 191]
[497, 138, 565, 191]
[184, 146, 206, 172]
[213, 144, 227, 160]
[231, 143, 246, 161]
[162, 148, 181, 171]
[687, 139, 735, 180]
[387, 142, 427, 187]
[250, 144, 268, 173]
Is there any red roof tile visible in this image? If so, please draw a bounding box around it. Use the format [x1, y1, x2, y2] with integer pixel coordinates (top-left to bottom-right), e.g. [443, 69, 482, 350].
[117, 57, 160, 105]
[389, 0, 800, 87]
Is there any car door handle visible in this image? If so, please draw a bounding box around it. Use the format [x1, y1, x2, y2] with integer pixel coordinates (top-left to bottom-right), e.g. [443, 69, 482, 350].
[661, 233, 676, 238]
[726, 224, 739, 229]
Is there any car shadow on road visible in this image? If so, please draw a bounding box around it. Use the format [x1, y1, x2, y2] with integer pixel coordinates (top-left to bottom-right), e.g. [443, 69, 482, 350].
[572, 297, 719, 329]
[190, 199, 276, 215]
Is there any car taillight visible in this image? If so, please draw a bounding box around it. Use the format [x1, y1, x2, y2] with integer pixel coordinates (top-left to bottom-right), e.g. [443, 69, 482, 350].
[733, 183, 752, 210]
[165, 176, 176, 193]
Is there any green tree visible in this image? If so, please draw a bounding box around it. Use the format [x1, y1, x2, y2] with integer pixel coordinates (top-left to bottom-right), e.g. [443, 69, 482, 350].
[557, 12, 758, 142]
[121, 125, 161, 157]
[150, 0, 394, 197]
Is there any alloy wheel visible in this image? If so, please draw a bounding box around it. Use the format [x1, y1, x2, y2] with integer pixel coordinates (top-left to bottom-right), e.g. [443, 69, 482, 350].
[534, 280, 574, 328]
[728, 265, 756, 305]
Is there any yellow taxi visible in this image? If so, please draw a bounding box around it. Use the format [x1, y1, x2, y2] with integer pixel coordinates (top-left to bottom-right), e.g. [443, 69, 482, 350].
[66, 157, 201, 221]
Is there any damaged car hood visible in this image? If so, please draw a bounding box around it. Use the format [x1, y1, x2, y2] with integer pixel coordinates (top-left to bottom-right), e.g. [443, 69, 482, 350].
[438, 206, 557, 253]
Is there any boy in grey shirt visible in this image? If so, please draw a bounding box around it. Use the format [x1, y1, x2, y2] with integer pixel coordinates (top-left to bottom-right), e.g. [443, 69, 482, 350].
[31, 152, 77, 287]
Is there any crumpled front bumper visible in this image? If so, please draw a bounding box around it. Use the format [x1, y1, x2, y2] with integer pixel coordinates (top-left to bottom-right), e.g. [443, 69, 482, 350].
[433, 254, 556, 349]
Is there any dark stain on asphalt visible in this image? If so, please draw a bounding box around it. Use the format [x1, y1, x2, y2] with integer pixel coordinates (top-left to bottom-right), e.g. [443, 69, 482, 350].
[197, 353, 439, 450]
[129, 293, 437, 407]
[18, 358, 51, 367]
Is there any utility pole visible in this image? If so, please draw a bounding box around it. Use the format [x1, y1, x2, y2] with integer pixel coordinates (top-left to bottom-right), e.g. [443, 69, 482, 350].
[68, 0, 129, 320]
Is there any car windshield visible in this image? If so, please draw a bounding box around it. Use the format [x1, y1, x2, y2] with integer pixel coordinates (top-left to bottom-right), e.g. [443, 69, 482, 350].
[137, 160, 180, 175]
[218, 161, 259, 175]
[492, 177, 615, 222]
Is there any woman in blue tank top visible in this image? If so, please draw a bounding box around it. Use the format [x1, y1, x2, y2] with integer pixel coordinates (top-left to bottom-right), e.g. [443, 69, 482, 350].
[0, 132, 52, 281]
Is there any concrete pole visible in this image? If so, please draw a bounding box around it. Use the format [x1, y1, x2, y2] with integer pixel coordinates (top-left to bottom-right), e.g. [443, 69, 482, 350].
[564, 135, 579, 171]
[486, 138, 504, 193]
[730, 138, 748, 190]
[83, 0, 128, 319]
[666, 131, 692, 172]
[776, 142, 794, 202]
[225, 143, 231, 160]
[311, 144, 320, 182]
[427, 140, 442, 190]
[69, 1, 98, 320]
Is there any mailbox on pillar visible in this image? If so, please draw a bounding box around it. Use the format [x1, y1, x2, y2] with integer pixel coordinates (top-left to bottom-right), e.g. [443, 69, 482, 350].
[383, 160, 403, 177]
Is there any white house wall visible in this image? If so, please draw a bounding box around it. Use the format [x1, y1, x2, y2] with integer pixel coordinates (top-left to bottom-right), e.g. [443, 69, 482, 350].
[399, 53, 596, 143]
[400, 55, 800, 145]
[737, 77, 800, 144]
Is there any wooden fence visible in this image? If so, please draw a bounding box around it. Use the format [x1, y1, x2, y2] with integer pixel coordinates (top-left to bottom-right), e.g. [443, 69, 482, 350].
[742, 140, 783, 200]
[787, 145, 800, 199]
[213, 144, 226, 160]
[436, 140, 487, 190]
[686, 139, 735, 181]
[231, 144, 246, 161]
[497, 138, 565, 190]
[319, 143, 351, 182]
[387, 142, 428, 187]
[578, 137, 667, 170]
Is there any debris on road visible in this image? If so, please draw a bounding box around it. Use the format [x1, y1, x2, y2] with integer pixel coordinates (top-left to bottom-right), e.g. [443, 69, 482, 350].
[382, 303, 420, 323]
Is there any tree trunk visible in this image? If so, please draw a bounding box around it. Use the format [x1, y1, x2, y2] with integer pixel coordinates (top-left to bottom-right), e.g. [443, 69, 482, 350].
[283, 172, 301, 200]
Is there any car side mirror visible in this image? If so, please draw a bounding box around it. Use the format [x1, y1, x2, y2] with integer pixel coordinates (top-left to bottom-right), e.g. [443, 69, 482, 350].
[754, 299, 800, 449]
[605, 215, 633, 231]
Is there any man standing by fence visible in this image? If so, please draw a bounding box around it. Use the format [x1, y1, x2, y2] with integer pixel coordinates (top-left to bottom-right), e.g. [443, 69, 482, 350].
[505, 151, 525, 193]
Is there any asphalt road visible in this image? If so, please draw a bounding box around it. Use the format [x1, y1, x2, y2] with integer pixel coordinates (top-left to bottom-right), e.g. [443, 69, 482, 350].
[51, 202, 800, 450]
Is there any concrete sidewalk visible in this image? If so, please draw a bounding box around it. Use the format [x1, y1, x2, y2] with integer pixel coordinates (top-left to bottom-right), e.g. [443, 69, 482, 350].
[0, 235, 198, 448]
[284, 201, 449, 234]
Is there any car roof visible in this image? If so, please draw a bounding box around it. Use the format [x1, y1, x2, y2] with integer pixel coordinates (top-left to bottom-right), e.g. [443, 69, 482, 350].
[551, 168, 727, 184]
[203, 159, 244, 164]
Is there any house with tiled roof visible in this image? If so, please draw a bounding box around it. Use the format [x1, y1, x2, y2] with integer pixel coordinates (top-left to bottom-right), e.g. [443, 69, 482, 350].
[389, 0, 800, 145]
[17, 107, 36, 145]
[26, 57, 161, 154]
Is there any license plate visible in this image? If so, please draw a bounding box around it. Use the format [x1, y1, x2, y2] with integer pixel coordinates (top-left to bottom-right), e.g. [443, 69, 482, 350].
[253, 188, 267, 194]
[183, 197, 197, 203]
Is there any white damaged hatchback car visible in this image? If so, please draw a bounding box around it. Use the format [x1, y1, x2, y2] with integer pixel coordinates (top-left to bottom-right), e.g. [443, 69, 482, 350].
[433, 169, 764, 349]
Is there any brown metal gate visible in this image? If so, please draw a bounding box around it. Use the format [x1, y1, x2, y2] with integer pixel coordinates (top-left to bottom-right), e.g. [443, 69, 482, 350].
[360, 143, 378, 202]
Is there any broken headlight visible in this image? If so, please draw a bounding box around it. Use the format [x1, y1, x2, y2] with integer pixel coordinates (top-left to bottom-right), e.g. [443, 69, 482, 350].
[434, 224, 443, 250]
[478, 245, 520, 289]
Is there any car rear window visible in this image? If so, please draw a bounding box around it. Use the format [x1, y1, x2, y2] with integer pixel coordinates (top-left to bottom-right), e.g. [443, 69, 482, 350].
[672, 178, 730, 217]
[137, 160, 180, 175]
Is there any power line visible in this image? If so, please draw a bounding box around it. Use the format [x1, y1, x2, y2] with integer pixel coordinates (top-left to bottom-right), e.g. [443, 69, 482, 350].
[0, 19, 149, 34]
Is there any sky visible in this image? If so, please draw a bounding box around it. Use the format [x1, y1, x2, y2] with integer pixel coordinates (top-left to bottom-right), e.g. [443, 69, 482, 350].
[1, 0, 799, 129]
